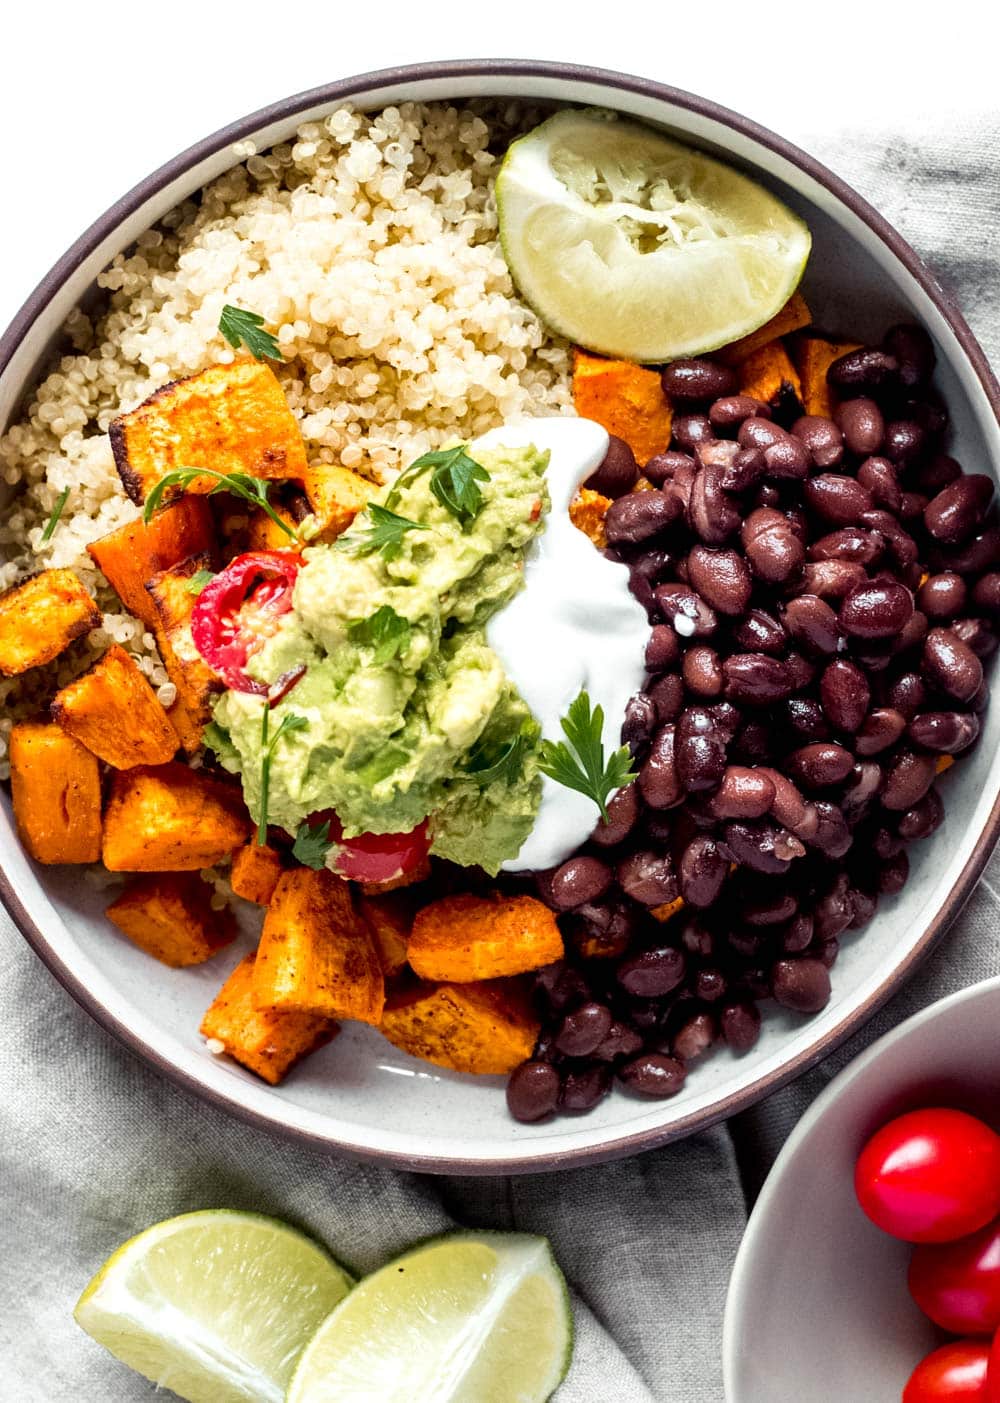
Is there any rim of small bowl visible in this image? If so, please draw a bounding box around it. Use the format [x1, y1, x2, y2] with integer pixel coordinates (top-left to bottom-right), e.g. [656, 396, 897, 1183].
[721, 971, 1000, 1397]
[1, 58, 999, 1173]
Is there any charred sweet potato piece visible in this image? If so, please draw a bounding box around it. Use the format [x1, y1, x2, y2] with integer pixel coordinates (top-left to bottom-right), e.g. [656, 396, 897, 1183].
[145, 553, 221, 723]
[302, 465, 373, 541]
[792, 336, 865, 418]
[571, 350, 673, 466]
[737, 340, 803, 406]
[87, 498, 214, 627]
[379, 979, 539, 1075]
[9, 721, 102, 864]
[716, 292, 811, 365]
[230, 842, 283, 905]
[356, 890, 413, 978]
[407, 893, 563, 983]
[253, 868, 384, 1025]
[165, 694, 205, 753]
[102, 761, 250, 871]
[0, 569, 100, 676]
[106, 873, 236, 967]
[200, 952, 337, 1085]
[52, 644, 179, 768]
[569, 488, 611, 550]
[110, 359, 308, 505]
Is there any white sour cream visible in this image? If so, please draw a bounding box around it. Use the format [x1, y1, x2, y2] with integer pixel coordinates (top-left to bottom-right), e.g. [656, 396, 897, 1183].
[475, 418, 649, 872]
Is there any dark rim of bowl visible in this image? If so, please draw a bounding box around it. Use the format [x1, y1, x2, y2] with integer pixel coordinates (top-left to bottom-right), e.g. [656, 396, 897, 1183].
[2, 59, 998, 1175]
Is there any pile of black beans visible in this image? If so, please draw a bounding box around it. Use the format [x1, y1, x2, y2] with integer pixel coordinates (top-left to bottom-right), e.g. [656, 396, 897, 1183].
[505, 323, 998, 1124]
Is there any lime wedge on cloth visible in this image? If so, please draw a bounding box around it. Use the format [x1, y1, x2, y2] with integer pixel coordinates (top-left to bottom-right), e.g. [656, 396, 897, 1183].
[287, 1231, 573, 1402]
[73, 1210, 352, 1403]
[496, 108, 811, 362]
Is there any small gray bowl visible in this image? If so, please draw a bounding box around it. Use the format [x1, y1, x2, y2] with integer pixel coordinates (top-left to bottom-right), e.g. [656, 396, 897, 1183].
[2, 60, 999, 1173]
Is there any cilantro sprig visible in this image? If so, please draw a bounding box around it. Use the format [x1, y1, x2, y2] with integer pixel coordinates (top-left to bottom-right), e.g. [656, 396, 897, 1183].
[143, 468, 299, 542]
[184, 568, 215, 596]
[219, 304, 284, 361]
[537, 691, 636, 823]
[347, 605, 411, 665]
[40, 487, 70, 544]
[385, 444, 489, 528]
[462, 729, 531, 788]
[339, 503, 428, 562]
[257, 705, 308, 845]
[292, 818, 334, 870]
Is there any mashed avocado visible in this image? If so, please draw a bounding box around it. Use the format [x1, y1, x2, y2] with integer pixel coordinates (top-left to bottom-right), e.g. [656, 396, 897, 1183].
[211, 443, 549, 874]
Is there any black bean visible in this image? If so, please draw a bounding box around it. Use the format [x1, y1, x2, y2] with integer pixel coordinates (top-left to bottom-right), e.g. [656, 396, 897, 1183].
[605, 490, 679, 544]
[972, 572, 1000, 613]
[820, 659, 870, 733]
[655, 582, 718, 638]
[618, 1052, 687, 1097]
[804, 473, 874, 525]
[888, 672, 926, 719]
[567, 901, 635, 961]
[534, 961, 590, 1012]
[673, 1012, 718, 1061]
[639, 724, 683, 809]
[942, 527, 1000, 577]
[688, 460, 742, 544]
[809, 527, 884, 567]
[907, 711, 980, 754]
[559, 1064, 612, 1113]
[686, 545, 752, 616]
[507, 1061, 561, 1122]
[720, 1002, 761, 1053]
[841, 760, 883, 826]
[952, 616, 998, 659]
[555, 1001, 614, 1057]
[781, 912, 815, 953]
[682, 644, 724, 698]
[645, 624, 680, 672]
[644, 449, 695, 488]
[839, 581, 914, 639]
[924, 475, 994, 544]
[857, 456, 902, 512]
[771, 957, 832, 1012]
[917, 572, 967, 620]
[798, 559, 868, 600]
[828, 346, 899, 393]
[922, 627, 984, 703]
[590, 783, 641, 848]
[549, 856, 613, 911]
[788, 742, 855, 788]
[720, 445, 767, 492]
[622, 693, 658, 757]
[710, 395, 771, 431]
[592, 1021, 644, 1063]
[791, 415, 844, 467]
[673, 413, 714, 452]
[723, 654, 793, 704]
[741, 507, 805, 583]
[856, 707, 907, 756]
[586, 434, 639, 498]
[806, 801, 852, 858]
[648, 672, 685, 725]
[883, 324, 935, 388]
[675, 707, 726, 793]
[678, 834, 729, 907]
[879, 850, 910, 894]
[897, 788, 945, 842]
[662, 359, 737, 402]
[723, 820, 805, 873]
[617, 944, 686, 997]
[708, 766, 776, 819]
[617, 850, 679, 907]
[743, 888, 798, 926]
[880, 750, 937, 811]
[883, 419, 927, 467]
[836, 397, 885, 455]
[814, 873, 854, 939]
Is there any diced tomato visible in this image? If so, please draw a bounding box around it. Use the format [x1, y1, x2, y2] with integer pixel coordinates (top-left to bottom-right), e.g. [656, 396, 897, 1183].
[191, 551, 302, 694]
[312, 811, 430, 884]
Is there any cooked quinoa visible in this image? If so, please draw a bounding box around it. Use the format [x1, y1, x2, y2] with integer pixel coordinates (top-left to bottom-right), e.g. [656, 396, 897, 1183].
[0, 100, 573, 777]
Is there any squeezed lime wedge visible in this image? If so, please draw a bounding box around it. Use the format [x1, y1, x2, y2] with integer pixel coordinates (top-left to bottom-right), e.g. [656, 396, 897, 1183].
[496, 108, 811, 362]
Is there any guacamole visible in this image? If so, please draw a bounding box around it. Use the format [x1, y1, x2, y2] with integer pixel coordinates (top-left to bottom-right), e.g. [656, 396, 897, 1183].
[211, 443, 550, 874]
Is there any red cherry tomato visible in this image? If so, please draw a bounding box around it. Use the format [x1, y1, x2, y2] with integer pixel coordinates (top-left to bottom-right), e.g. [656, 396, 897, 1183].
[903, 1340, 992, 1401]
[909, 1219, 1000, 1334]
[313, 812, 431, 885]
[854, 1109, 1000, 1243]
[987, 1330, 1000, 1402]
[192, 550, 302, 693]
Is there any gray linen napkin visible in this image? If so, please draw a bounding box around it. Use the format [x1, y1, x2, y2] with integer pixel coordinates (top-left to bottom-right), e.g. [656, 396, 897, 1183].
[2, 115, 998, 1401]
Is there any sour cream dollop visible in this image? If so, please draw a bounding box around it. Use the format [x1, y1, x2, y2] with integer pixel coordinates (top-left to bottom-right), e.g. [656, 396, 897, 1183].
[476, 418, 649, 872]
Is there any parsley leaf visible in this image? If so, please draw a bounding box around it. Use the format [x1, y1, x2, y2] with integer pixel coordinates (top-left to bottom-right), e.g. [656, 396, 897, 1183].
[218, 304, 284, 361]
[142, 467, 298, 542]
[257, 705, 309, 845]
[463, 728, 531, 787]
[40, 487, 70, 544]
[184, 568, 215, 596]
[339, 503, 428, 561]
[292, 818, 334, 870]
[537, 690, 636, 823]
[347, 605, 411, 665]
[384, 444, 489, 527]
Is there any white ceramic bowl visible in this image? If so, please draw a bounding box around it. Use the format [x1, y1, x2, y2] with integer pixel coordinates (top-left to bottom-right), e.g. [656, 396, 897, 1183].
[2, 61, 999, 1173]
[723, 975, 1000, 1401]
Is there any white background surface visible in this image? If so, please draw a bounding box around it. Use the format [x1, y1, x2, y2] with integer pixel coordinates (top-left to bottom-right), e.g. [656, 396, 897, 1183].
[1, 0, 995, 335]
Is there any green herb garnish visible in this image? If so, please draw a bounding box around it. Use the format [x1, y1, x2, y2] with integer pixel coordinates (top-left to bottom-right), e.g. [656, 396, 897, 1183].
[346, 605, 412, 665]
[40, 487, 70, 544]
[385, 444, 489, 527]
[257, 705, 308, 845]
[184, 568, 215, 596]
[340, 503, 429, 561]
[219, 304, 284, 361]
[463, 729, 531, 787]
[537, 690, 636, 823]
[292, 818, 334, 870]
[143, 468, 298, 542]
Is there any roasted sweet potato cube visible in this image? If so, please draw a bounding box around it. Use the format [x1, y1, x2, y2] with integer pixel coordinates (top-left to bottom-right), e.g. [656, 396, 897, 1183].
[110, 359, 308, 505]
[243, 507, 303, 553]
[569, 488, 611, 550]
[379, 980, 539, 1075]
[145, 553, 221, 722]
[407, 894, 564, 983]
[102, 762, 250, 871]
[230, 842, 283, 905]
[0, 569, 100, 676]
[715, 292, 811, 364]
[52, 644, 179, 769]
[302, 465, 373, 541]
[792, 336, 864, 418]
[356, 890, 413, 978]
[9, 721, 102, 864]
[105, 873, 236, 967]
[253, 869, 384, 1025]
[572, 350, 673, 467]
[738, 340, 803, 405]
[200, 952, 337, 1085]
[165, 695, 205, 753]
[87, 498, 214, 626]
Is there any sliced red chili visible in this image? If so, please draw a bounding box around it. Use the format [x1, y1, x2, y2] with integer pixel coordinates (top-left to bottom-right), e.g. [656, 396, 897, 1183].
[191, 551, 302, 693]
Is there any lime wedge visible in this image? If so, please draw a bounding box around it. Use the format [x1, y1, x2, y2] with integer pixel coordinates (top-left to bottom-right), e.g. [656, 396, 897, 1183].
[496, 108, 811, 362]
[73, 1210, 352, 1403]
[287, 1231, 573, 1402]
